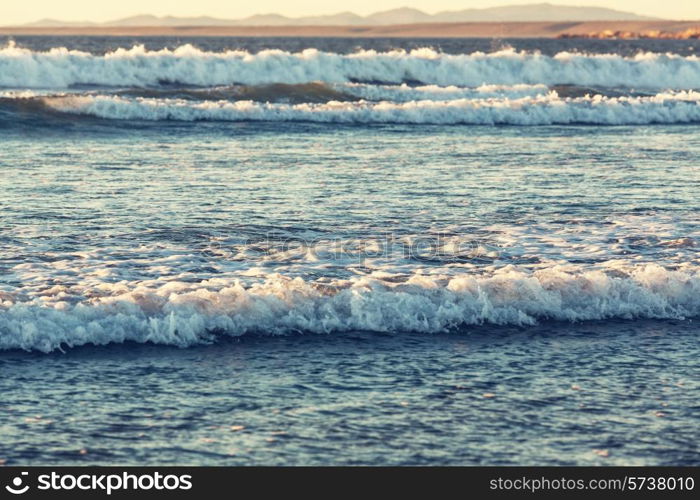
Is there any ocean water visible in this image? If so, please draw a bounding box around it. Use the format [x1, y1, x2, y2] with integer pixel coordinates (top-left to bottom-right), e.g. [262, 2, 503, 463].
[0, 37, 698, 465]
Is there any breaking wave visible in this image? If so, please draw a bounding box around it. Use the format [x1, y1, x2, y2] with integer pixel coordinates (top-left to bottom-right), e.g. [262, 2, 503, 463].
[36, 91, 700, 125]
[2, 44, 700, 89]
[1, 264, 698, 352]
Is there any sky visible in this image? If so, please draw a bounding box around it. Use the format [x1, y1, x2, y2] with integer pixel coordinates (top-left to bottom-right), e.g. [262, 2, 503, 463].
[2, 1, 700, 25]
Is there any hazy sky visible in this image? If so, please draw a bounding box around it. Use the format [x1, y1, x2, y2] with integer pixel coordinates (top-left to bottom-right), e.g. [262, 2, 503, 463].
[3, 1, 700, 24]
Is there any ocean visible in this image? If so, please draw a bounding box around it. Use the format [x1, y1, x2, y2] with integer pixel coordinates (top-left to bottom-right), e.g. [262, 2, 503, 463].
[0, 36, 698, 465]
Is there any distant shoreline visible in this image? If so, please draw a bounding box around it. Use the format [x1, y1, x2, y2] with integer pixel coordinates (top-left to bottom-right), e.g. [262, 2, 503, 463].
[1, 21, 699, 38]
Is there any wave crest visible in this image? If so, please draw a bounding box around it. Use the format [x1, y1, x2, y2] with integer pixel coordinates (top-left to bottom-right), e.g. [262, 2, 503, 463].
[2, 44, 700, 89]
[1, 264, 698, 352]
[37, 91, 700, 125]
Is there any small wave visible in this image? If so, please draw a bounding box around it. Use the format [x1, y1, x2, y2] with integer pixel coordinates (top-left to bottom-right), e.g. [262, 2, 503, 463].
[117, 82, 358, 104]
[1, 264, 698, 352]
[2, 44, 700, 89]
[37, 91, 700, 125]
[114, 82, 549, 103]
[340, 83, 550, 101]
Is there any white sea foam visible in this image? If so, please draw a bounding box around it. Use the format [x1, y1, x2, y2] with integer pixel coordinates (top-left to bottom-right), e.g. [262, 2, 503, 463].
[2, 44, 700, 89]
[1, 264, 698, 352]
[339, 83, 550, 101]
[42, 91, 700, 125]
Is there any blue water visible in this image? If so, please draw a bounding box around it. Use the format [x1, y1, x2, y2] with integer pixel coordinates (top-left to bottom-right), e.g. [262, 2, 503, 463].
[0, 37, 698, 465]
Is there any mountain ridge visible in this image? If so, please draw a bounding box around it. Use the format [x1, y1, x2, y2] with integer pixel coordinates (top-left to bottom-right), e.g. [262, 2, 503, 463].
[22, 3, 659, 27]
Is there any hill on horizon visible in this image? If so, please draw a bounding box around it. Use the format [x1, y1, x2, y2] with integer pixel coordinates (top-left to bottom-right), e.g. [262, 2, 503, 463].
[23, 3, 660, 27]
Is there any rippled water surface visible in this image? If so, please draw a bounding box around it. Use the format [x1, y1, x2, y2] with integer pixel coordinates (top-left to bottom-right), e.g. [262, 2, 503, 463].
[1, 321, 698, 465]
[0, 37, 698, 465]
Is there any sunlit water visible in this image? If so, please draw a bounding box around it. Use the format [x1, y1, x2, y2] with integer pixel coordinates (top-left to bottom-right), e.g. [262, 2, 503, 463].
[0, 37, 698, 465]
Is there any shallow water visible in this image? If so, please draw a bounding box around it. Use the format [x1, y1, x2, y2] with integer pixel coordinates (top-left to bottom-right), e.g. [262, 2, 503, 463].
[0, 37, 698, 465]
[1, 320, 697, 465]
